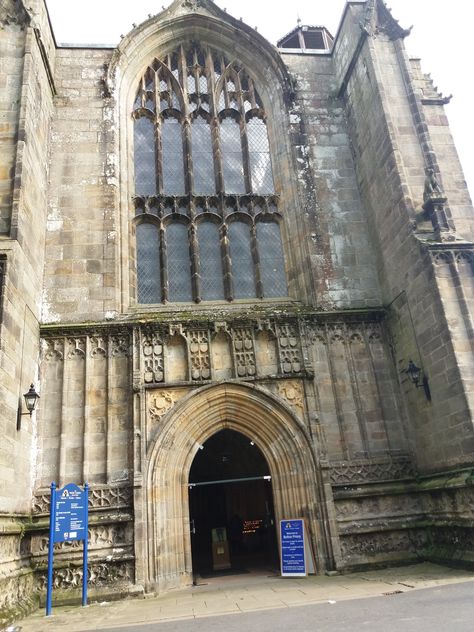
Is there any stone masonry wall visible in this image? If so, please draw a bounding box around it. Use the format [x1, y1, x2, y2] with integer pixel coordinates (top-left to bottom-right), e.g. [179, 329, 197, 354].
[44, 47, 116, 324]
[334, 3, 474, 473]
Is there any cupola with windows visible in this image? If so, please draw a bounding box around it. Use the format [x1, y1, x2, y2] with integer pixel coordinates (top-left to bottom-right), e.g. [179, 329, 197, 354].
[277, 24, 334, 52]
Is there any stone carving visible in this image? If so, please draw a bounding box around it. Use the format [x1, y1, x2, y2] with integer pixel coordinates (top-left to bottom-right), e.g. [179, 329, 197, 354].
[232, 327, 256, 377]
[181, 0, 205, 10]
[278, 381, 305, 419]
[422, 168, 449, 233]
[335, 494, 422, 523]
[0, 572, 36, 628]
[277, 323, 302, 373]
[188, 330, 211, 380]
[67, 337, 86, 359]
[90, 335, 107, 357]
[37, 561, 134, 591]
[0, 0, 31, 29]
[142, 330, 164, 384]
[340, 530, 427, 558]
[455, 251, 474, 265]
[330, 457, 416, 486]
[32, 485, 132, 515]
[110, 334, 130, 357]
[43, 338, 64, 362]
[431, 250, 453, 266]
[33, 524, 130, 555]
[149, 391, 178, 420]
[423, 168, 443, 203]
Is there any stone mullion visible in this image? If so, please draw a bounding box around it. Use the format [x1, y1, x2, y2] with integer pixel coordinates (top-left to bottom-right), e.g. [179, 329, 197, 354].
[324, 326, 350, 461]
[207, 51, 224, 194]
[211, 118, 224, 194]
[160, 224, 168, 303]
[221, 223, 233, 300]
[250, 222, 263, 298]
[182, 118, 193, 195]
[241, 117, 252, 194]
[345, 327, 370, 458]
[155, 118, 163, 195]
[190, 222, 201, 303]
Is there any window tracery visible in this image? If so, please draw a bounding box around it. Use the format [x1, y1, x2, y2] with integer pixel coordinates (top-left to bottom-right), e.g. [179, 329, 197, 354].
[133, 44, 287, 304]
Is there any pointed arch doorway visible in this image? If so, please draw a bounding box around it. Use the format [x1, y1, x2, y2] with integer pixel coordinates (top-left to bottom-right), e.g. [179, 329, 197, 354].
[189, 429, 279, 577]
[144, 383, 330, 593]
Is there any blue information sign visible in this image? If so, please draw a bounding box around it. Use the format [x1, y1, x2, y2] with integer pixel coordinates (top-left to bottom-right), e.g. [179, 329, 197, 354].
[280, 519, 306, 577]
[46, 482, 89, 616]
[54, 484, 87, 543]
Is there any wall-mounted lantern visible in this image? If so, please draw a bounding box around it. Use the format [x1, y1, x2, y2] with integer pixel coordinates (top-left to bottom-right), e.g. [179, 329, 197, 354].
[17, 383, 40, 430]
[406, 361, 431, 401]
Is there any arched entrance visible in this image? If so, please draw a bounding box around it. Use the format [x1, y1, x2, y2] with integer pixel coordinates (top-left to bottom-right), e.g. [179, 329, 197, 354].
[189, 429, 278, 576]
[144, 383, 327, 592]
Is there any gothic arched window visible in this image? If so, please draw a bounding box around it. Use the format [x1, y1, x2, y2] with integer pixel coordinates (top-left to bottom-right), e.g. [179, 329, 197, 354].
[133, 45, 288, 304]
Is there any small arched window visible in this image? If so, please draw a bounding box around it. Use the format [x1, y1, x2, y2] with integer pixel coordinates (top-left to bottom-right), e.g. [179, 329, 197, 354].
[132, 45, 288, 304]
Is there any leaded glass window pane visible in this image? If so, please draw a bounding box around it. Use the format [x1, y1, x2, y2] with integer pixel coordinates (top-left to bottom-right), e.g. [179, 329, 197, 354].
[134, 117, 156, 196]
[137, 223, 161, 303]
[162, 118, 185, 195]
[198, 222, 225, 300]
[192, 118, 215, 194]
[247, 118, 274, 194]
[167, 223, 192, 302]
[220, 118, 245, 194]
[257, 222, 287, 297]
[229, 222, 256, 298]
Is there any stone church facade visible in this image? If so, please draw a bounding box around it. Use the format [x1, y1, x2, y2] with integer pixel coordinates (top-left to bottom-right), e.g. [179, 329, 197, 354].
[1, 0, 474, 622]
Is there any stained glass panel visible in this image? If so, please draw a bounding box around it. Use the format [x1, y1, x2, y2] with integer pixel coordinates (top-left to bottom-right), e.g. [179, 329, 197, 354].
[167, 223, 193, 302]
[220, 118, 245, 194]
[192, 118, 215, 194]
[257, 222, 287, 297]
[137, 223, 161, 303]
[162, 118, 185, 195]
[229, 221, 256, 298]
[247, 118, 274, 194]
[134, 117, 156, 196]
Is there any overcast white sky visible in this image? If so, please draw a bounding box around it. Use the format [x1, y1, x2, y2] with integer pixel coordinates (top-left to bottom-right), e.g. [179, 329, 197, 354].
[45, 0, 473, 197]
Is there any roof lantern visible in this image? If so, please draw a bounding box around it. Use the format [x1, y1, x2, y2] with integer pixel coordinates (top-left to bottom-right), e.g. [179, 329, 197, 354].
[277, 24, 334, 52]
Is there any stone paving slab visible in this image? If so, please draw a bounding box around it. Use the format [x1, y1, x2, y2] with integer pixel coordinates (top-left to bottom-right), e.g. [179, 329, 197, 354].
[14, 563, 474, 632]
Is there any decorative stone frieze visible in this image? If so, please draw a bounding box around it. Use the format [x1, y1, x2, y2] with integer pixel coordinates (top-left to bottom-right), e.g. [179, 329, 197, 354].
[37, 560, 135, 591]
[32, 485, 132, 515]
[330, 457, 416, 486]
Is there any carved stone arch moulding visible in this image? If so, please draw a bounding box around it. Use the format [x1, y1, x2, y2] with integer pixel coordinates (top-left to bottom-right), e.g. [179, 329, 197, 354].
[143, 382, 326, 592]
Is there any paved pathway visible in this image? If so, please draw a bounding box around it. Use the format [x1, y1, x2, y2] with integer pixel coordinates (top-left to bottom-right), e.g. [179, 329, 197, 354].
[15, 563, 474, 631]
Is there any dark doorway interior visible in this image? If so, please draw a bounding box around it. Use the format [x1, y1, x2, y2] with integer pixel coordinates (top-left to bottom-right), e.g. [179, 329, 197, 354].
[189, 429, 278, 577]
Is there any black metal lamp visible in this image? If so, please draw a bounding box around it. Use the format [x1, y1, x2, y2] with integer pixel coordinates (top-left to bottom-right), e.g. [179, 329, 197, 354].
[17, 383, 40, 430]
[406, 361, 431, 401]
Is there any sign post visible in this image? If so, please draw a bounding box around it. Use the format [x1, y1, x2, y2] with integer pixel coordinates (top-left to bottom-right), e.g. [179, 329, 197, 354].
[280, 519, 311, 578]
[46, 482, 89, 616]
